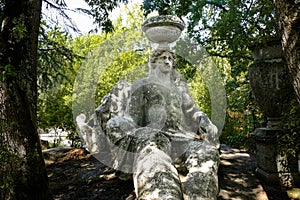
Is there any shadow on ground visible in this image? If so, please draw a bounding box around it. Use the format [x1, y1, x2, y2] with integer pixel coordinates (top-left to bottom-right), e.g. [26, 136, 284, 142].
[45, 148, 135, 200]
[217, 145, 268, 200]
[45, 146, 293, 200]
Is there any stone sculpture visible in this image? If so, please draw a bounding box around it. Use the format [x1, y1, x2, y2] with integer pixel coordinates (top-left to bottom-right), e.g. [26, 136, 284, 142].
[76, 15, 220, 200]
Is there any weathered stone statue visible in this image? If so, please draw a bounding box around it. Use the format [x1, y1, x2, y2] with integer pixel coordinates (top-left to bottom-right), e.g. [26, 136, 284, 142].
[76, 15, 220, 200]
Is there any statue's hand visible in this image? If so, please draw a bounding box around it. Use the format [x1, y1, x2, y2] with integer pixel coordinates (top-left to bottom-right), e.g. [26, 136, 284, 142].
[106, 117, 135, 145]
[198, 112, 219, 147]
[107, 116, 136, 133]
[76, 113, 99, 153]
[107, 118, 119, 130]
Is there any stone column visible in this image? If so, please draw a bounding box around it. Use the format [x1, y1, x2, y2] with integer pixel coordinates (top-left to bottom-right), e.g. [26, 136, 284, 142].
[249, 40, 300, 187]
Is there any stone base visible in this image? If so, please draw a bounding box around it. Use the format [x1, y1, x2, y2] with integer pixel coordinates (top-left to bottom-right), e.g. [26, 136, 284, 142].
[256, 167, 300, 187]
[251, 128, 281, 173]
[255, 167, 280, 185]
[252, 128, 300, 187]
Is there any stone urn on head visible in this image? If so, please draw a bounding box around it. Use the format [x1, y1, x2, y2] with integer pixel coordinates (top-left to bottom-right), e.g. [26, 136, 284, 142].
[142, 15, 184, 50]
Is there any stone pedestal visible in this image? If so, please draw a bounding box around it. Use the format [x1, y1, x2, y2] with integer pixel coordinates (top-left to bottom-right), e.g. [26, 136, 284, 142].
[252, 128, 278, 184]
[249, 40, 300, 188]
[252, 128, 300, 186]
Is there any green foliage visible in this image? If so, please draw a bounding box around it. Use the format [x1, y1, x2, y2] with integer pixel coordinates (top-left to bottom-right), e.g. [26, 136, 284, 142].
[96, 50, 148, 103]
[41, 0, 131, 37]
[38, 5, 150, 146]
[143, 0, 278, 72]
[38, 21, 78, 91]
[176, 56, 197, 81]
[11, 14, 27, 42]
[221, 65, 262, 149]
[279, 99, 300, 156]
[37, 22, 79, 146]
[0, 64, 16, 81]
[38, 89, 74, 129]
[0, 13, 27, 43]
[83, 0, 129, 32]
[143, 0, 277, 52]
[72, 5, 150, 117]
[43, 0, 129, 33]
[187, 69, 211, 115]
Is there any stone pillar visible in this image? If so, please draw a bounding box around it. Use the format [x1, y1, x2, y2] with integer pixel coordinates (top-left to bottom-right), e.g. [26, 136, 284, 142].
[249, 40, 300, 187]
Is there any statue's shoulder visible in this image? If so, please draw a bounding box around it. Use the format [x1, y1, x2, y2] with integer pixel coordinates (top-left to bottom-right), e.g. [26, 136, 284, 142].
[131, 78, 149, 91]
[112, 80, 131, 92]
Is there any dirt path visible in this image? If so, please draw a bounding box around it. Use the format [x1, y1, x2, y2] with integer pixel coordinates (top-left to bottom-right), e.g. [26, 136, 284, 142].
[218, 145, 268, 200]
[45, 146, 270, 200]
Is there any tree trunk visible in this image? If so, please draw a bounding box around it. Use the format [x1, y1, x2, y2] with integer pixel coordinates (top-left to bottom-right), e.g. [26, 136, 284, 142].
[273, 0, 300, 104]
[0, 0, 52, 199]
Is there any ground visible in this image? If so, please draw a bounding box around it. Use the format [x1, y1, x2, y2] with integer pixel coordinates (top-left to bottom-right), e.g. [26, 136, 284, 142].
[44, 145, 295, 200]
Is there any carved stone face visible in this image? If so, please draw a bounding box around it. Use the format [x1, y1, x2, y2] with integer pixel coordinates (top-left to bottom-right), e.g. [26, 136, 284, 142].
[153, 52, 174, 74]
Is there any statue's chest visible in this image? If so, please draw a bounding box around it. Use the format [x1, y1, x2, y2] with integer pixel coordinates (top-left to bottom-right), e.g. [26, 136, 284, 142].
[143, 84, 181, 108]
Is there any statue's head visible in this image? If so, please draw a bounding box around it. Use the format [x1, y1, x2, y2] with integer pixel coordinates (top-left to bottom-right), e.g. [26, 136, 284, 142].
[148, 49, 182, 83]
[149, 49, 176, 67]
[149, 50, 176, 75]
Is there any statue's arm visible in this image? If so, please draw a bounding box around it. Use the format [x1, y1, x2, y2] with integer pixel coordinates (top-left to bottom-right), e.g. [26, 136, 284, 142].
[76, 113, 101, 153]
[181, 85, 219, 147]
[106, 115, 136, 144]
